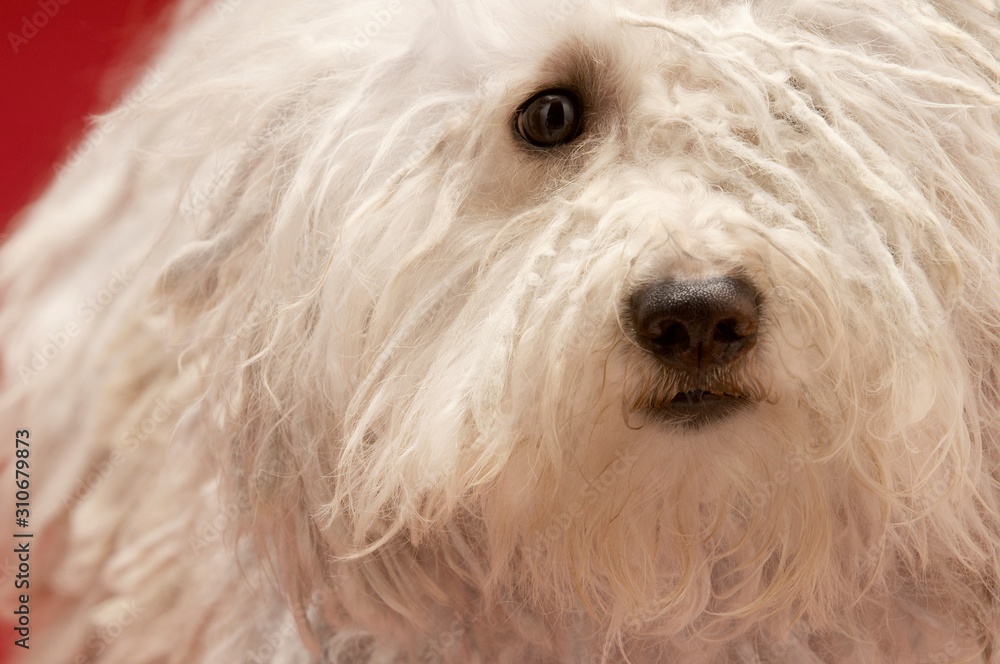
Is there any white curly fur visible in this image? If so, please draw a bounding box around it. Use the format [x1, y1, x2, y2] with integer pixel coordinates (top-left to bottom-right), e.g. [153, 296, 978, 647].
[2, 0, 1000, 661]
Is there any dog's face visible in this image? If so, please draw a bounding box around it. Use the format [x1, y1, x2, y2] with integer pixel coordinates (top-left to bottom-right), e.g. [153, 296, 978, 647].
[145, 0, 999, 656]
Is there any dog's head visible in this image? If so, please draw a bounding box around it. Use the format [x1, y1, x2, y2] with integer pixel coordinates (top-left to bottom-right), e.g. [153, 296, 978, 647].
[147, 0, 1000, 657]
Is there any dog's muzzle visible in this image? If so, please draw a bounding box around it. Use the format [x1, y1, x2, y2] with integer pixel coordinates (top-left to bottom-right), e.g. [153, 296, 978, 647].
[629, 277, 760, 426]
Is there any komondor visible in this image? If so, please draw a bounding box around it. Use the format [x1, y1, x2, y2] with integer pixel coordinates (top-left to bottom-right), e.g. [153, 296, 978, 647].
[2, 0, 1000, 662]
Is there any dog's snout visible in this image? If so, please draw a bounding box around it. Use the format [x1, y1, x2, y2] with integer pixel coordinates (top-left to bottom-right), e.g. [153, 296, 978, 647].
[630, 277, 760, 371]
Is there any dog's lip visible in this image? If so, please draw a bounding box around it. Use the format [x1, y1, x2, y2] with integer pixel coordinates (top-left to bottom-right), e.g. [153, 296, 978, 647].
[668, 389, 737, 404]
[642, 389, 751, 428]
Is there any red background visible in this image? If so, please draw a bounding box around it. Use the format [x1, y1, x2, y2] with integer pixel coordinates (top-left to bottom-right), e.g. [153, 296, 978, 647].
[1, 1, 176, 660]
[0, 0, 176, 237]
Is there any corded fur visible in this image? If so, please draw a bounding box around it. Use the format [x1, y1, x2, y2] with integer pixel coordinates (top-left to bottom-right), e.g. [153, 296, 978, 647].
[2, 0, 999, 662]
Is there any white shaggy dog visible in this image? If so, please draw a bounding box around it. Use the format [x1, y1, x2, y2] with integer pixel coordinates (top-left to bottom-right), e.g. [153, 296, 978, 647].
[2, 0, 1000, 662]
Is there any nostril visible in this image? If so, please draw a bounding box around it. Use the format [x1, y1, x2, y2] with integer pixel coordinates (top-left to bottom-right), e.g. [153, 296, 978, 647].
[641, 318, 689, 344]
[714, 318, 747, 344]
[659, 321, 689, 347]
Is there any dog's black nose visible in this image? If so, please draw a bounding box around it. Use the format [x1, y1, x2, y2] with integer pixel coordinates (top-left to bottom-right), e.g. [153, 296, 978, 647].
[630, 277, 760, 371]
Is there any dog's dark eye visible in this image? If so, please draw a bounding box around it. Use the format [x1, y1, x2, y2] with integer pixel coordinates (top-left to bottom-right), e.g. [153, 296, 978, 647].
[515, 89, 583, 147]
